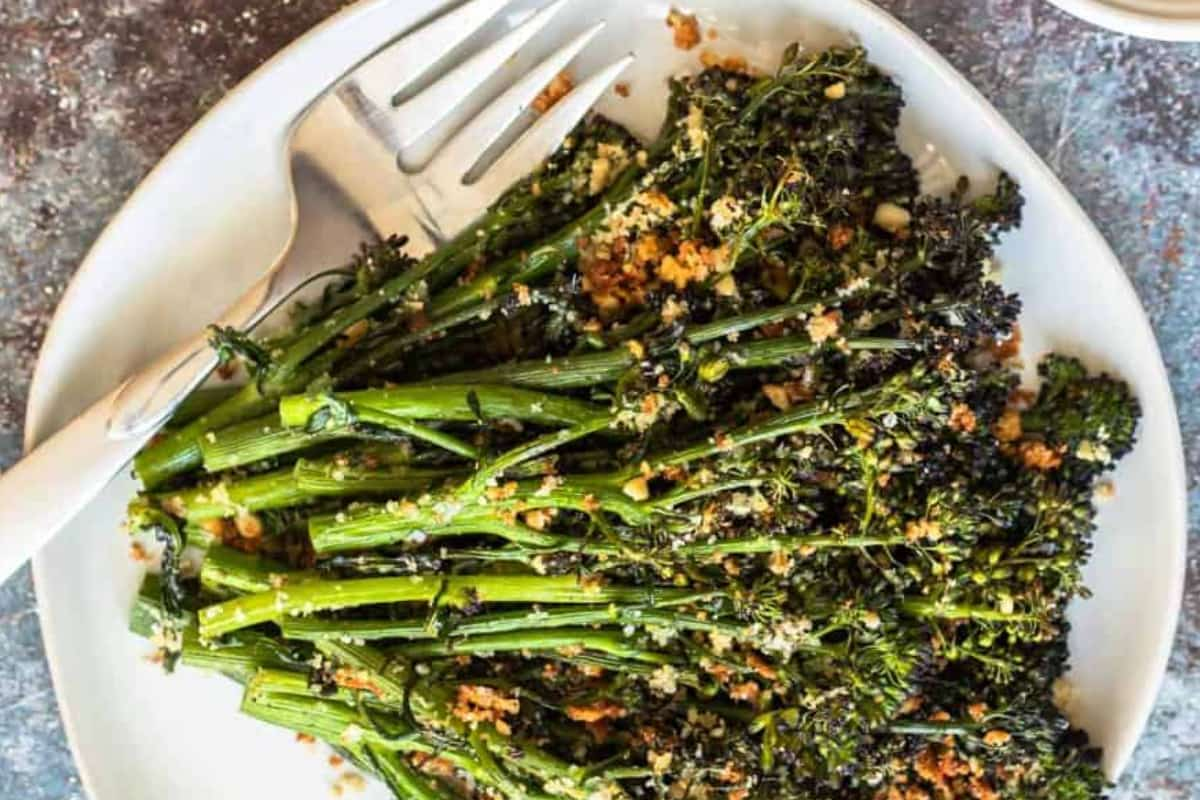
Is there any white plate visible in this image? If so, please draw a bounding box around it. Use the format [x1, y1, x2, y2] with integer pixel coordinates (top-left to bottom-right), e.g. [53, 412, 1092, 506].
[1045, 0, 1200, 40]
[25, 1, 1187, 797]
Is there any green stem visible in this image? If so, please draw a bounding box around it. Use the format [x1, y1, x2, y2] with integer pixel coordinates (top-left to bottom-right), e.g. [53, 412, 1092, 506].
[280, 385, 608, 430]
[677, 534, 914, 559]
[199, 414, 348, 472]
[395, 628, 677, 663]
[135, 383, 272, 488]
[199, 546, 319, 596]
[199, 575, 690, 638]
[293, 458, 465, 498]
[471, 417, 611, 490]
[309, 505, 560, 553]
[307, 478, 649, 554]
[352, 406, 480, 459]
[155, 468, 308, 522]
[901, 599, 1039, 623]
[279, 616, 437, 642]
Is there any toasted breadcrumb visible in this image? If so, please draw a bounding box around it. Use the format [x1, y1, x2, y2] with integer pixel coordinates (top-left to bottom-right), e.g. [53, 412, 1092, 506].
[905, 518, 943, 542]
[730, 681, 760, 703]
[622, 476, 651, 501]
[452, 685, 520, 733]
[993, 408, 1023, 442]
[948, 403, 978, 433]
[805, 311, 840, 344]
[566, 700, 627, 722]
[532, 71, 573, 113]
[666, 8, 701, 50]
[828, 223, 854, 250]
[1018, 441, 1064, 471]
[234, 512, 263, 540]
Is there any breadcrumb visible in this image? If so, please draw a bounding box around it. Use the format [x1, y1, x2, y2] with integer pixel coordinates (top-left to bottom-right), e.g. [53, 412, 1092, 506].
[993, 408, 1023, 442]
[532, 71, 573, 113]
[948, 403, 978, 433]
[566, 700, 627, 722]
[666, 8, 701, 50]
[622, 476, 651, 501]
[805, 311, 840, 344]
[1018, 441, 1064, 471]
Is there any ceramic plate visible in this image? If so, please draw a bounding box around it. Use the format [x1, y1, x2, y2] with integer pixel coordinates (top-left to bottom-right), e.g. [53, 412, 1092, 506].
[26, 1, 1186, 797]
[1045, 0, 1200, 40]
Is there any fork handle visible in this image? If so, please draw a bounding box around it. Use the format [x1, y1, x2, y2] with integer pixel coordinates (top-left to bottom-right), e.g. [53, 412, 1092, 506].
[0, 289, 268, 584]
[0, 270, 286, 586]
[0, 384, 149, 585]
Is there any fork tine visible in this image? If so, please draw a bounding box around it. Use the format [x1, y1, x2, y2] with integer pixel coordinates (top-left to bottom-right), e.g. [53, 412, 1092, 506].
[469, 54, 634, 201]
[393, 0, 571, 152]
[343, 0, 515, 108]
[423, 20, 607, 187]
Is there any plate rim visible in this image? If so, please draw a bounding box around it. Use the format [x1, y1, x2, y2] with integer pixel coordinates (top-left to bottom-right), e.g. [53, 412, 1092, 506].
[1044, 0, 1200, 40]
[24, 0, 1187, 795]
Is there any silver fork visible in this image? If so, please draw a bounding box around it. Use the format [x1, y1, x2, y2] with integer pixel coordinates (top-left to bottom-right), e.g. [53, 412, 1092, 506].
[0, 0, 631, 582]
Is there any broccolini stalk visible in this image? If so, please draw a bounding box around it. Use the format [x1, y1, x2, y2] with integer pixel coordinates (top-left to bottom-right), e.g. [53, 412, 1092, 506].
[199, 414, 347, 472]
[199, 574, 691, 638]
[208, 384, 606, 476]
[395, 629, 679, 663]
[154, 468, 308, 521]
[198, 545, 317, 596]
[279, 597, 716, 643]
[307, 478, 645, 554]
[239, 688, 416, 754]
[136, 382, 273, 488]
[279, 385, 609, 430]
[279, 616, 437, 642]
[293, 458, 465, 498]
[427, 333, 916, 391]
[129, 574, 309, 680]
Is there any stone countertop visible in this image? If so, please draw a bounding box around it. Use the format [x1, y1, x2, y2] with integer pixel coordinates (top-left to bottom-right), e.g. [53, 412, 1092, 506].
[0, 1, 1196, 797]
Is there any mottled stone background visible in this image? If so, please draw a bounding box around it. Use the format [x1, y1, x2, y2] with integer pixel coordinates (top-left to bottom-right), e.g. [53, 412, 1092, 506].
[0, 0, 1196, 797]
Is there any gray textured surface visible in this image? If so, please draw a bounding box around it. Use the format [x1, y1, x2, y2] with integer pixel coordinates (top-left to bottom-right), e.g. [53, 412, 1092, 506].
[0, 1, 1196, 797]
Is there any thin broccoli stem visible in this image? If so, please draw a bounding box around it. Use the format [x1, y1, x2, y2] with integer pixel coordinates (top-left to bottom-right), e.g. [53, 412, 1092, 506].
[135, 383, 273, 488]
[309, 507, 561, 553]
[315, 638, 411, 703]
[351, 406, 480, 459]
[279, 616, 437, 642]
[293, 458, 465, 498]
[674, 534, 916, 559]
[199, 575, 691, 638]
[469, 417, 612, 490]
[200, 414, 354, 472]
[395, 629, 678, 663]
[425, 163, 648, 321]
[307, 479, 648, 554]
[154, 467, 308, 521]
[900, 599, 1039, 623]
[683, 294, 844, 345]
[279, 385, 609, 430]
